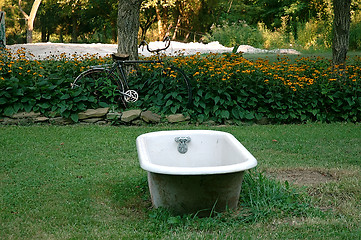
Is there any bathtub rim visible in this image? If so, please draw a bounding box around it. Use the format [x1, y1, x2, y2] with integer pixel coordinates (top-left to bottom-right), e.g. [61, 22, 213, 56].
[136, 130, 258, 175]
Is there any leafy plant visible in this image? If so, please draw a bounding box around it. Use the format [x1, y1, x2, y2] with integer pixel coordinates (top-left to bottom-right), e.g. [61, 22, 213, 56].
[1, 49, 360, 124]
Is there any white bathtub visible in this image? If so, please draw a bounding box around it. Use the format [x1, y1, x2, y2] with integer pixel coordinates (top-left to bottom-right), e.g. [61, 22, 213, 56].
[136, 130, 257, 215]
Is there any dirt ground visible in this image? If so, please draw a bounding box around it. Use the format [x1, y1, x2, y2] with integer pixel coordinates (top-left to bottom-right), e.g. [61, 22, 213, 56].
[265, 168, 338, 186]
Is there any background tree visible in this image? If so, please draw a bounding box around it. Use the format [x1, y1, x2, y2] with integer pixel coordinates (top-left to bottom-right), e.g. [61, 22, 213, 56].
[332, 0, 351, 68]
[37, 0, 59, 42]
[18, 0, 42, 43]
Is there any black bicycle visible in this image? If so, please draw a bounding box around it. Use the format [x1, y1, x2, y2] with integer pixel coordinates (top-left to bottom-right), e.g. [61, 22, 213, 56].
[71, 37, 192, 114]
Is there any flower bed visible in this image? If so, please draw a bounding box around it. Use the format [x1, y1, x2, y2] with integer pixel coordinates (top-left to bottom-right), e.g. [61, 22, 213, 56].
[1, 48, 360, 123]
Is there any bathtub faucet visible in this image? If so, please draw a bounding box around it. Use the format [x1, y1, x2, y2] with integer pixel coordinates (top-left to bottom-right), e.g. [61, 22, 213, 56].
[175, 136, 191, 154]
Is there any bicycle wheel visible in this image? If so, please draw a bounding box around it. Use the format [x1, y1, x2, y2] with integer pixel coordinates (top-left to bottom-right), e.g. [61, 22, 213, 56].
[72, 68, 127, 109]
[131, 65, 192, 114]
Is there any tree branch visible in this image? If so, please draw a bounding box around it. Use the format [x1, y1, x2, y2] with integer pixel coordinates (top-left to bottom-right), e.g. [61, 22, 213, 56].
[18, 0, 29, 19]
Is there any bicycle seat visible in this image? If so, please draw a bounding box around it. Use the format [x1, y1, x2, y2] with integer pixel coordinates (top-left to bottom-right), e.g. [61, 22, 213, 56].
[112, 53, 130, 61]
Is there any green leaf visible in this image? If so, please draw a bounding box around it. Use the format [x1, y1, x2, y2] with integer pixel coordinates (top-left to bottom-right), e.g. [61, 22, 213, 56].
[214, 96, 220, 105]
[99, 102, 109, 108]
[232, 108, 240, 119]
[221, 110, 230, 119]
[213, 105, 219, 112]
[60, 94, 70, 100]
[24, 104, 33, 113]
[42, 94, 52, 100]
[245, 111, 255, 120]
[13, 102, 22, 113]
[171, 106, 178, 114]
[165, 100, 173, 107]
[4, 106, 15, 116]
[205, 92, 212, 99]
[70, 113, 79, 122]
[38, 102, 51, 109]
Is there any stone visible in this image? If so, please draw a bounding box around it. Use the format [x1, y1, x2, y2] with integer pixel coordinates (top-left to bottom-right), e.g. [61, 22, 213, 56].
[11, 111, 41, 119]
[34, 116, 49, 122]
[131, 119, 144, 125]
[166, 114, 190, 123]
[141, 111, 161, 123]
[121, 109, 141, 122]
[1, 117, 19, 125]
[203, 120, 216, 125]
[78, 108, 109, 120]
[82, 118, 103, 123]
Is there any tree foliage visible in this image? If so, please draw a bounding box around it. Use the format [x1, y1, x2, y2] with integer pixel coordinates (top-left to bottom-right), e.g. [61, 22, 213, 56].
[1, 0, 361, 50]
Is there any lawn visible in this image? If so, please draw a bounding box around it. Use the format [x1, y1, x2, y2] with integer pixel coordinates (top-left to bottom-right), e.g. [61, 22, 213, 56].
[1, 123, 360, 239]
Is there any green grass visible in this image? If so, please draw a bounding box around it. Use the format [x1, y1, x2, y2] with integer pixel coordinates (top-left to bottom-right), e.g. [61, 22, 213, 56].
[1, 123, 360, 239]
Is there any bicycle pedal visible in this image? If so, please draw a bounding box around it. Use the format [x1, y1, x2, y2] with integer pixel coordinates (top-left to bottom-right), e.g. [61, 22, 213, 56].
[124, 90, 138, 103]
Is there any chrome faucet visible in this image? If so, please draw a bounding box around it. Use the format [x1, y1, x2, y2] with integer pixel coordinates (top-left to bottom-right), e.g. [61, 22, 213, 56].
[175, 136, 191, 154]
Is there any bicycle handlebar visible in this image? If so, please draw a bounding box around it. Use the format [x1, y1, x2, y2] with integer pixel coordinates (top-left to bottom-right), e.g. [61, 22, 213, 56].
[139, 36, 171, 54]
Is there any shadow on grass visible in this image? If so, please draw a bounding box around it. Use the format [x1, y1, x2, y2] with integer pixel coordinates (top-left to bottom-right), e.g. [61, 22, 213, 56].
[109, 175, 151, 211]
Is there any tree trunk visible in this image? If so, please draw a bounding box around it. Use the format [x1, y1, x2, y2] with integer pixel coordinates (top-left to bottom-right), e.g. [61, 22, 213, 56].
[117, 0, 143, 60]
[19, 0, 42, 43]
[155, 4, 167, 41]
[71, 15, 78, 43]
[332, 0, 351, 68]
[172, 15, 181, 40]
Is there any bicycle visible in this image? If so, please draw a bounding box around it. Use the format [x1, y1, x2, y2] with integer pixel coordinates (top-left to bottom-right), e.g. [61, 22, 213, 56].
[71, 37, 192, 114]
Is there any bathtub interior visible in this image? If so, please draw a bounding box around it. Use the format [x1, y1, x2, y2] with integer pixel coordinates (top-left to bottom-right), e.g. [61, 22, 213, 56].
[137, 130, 257, 174]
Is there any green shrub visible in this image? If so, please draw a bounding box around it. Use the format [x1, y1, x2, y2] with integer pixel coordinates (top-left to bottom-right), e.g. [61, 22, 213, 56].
[1, 49, 360, 124]
[204, 21, 263, 48]
[296, 19, 332, 51]
[0, 48, 113, 121]
[350, 21, 361, 50]
[257, 21, 293, 49]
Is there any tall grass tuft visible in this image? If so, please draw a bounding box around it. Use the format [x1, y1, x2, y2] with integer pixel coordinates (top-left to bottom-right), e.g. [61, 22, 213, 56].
[147, 170, 321, 229]
[238, 170, 318, 223]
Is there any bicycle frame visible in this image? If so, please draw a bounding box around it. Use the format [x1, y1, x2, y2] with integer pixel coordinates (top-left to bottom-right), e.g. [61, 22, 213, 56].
[87, 36, 171, 91]
[90, 58, 164, 92]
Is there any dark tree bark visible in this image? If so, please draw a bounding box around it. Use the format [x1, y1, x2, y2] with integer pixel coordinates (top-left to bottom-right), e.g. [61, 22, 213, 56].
[117, 0, 143, 60]
[332, 0, 351, 68]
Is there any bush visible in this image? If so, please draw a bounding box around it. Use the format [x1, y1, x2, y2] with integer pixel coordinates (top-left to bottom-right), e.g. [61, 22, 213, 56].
[257, 20, 293, 49]
[204, 21, 263, 48]
[349, 21, 361, 50]
[174, 53, 361, 123]
[1, 49, 360, 124]
[0, 48, 113, 121]
[296, 19, 332, 51]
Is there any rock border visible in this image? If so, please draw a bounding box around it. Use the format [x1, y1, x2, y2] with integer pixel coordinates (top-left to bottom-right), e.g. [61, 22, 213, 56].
[0, 108, 191, 125]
